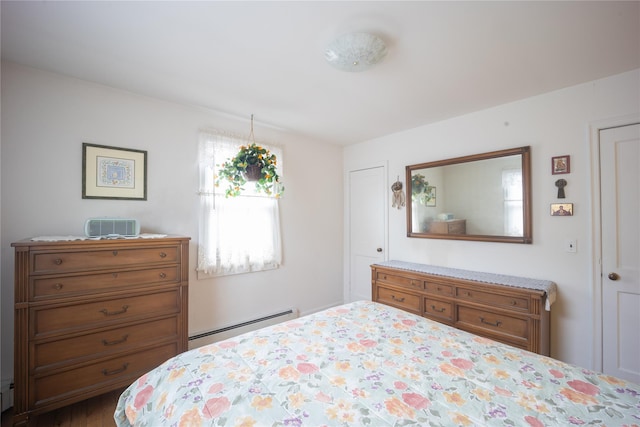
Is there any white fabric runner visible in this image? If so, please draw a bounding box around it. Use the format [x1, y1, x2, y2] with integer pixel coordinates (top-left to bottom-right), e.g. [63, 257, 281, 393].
[31, 233, 167, 241]
[374, 260, 557, 311]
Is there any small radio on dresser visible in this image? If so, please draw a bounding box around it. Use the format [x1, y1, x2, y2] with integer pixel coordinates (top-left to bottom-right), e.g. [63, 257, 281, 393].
[84, 218, 140, 237]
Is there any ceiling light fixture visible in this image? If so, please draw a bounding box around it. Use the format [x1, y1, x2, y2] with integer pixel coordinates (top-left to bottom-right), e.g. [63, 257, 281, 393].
[324, 32, 387, 72]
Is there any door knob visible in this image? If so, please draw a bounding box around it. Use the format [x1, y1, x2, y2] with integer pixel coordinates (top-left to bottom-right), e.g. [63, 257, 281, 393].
[376, 248, 383, 252]
[608, 272, 620, 281]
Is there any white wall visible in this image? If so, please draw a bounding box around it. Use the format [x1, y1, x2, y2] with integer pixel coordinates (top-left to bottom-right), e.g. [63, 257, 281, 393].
[344, 69, 640, 368]
[0, 62, 344, 384]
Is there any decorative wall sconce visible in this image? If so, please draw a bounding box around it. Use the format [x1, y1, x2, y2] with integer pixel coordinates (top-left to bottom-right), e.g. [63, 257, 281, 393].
[555, 179, 567, 198]
[391, 178, 405, 209]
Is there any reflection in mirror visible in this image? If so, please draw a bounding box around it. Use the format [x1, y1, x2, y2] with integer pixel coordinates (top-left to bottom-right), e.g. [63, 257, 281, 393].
[406, 146, 532, 243]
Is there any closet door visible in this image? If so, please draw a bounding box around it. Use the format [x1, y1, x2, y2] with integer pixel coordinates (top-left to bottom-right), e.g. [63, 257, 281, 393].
[348, 166, 386, 302]
[600, 123, 640, 384]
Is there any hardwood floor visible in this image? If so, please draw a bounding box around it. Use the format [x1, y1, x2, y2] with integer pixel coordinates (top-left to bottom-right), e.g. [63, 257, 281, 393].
[1, 388, 124, 427]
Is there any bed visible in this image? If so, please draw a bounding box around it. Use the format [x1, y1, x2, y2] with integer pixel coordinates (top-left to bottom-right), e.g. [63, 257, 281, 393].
[114, 300, 640, 426]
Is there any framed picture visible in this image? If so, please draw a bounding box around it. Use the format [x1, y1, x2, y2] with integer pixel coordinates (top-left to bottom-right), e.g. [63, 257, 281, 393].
[550, 203, 573, 216]
[426, 186, 436, 207]
[82, 143, 147, 200]
[552, 155, 570, 174]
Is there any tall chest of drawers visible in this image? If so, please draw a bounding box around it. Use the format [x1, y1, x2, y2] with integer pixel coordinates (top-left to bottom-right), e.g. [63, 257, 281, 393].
[371, 261, 555, 356]
[11, 236, 190, 426]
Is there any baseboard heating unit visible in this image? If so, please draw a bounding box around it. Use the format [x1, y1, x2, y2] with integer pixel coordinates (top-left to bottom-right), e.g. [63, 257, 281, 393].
[188, 308, 298, 349]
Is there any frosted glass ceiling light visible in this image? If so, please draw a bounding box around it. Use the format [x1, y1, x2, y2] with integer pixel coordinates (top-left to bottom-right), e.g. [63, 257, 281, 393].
[325, 32, 387, 72]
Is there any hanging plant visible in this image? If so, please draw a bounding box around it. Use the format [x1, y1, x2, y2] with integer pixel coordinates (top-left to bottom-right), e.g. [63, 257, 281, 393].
[411, 173, 433, 205]
[215, 143, 283, 197]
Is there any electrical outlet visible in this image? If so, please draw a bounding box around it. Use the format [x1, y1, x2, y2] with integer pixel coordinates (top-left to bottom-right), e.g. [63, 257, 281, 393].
[565, 238, 577, 253]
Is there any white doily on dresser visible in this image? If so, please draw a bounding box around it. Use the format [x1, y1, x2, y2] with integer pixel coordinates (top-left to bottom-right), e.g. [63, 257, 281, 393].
[375, 260, 557, 311]
[31, 233, 167, 241]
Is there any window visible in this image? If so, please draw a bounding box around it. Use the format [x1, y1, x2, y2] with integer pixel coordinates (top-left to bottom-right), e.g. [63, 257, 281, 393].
[197, 131, 282, 276]
[502, 169, 523, 236]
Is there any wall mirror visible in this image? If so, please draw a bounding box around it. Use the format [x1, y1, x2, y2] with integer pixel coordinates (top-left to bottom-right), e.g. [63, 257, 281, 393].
[406, 146, 532, 243]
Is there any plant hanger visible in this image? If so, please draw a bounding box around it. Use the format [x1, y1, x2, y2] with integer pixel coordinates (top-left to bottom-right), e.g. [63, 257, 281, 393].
[215, 115, 284, 198]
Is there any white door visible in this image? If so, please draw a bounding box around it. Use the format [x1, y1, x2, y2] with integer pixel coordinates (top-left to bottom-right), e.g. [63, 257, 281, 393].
[600, 123, 640, 384]
[348, 166, 386, 302]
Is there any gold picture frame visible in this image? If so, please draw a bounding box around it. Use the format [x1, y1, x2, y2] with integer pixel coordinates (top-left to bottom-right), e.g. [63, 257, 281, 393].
[425, 186, 436, 207]
[550, 203, 573, 216]
[82, 143, 147, 200]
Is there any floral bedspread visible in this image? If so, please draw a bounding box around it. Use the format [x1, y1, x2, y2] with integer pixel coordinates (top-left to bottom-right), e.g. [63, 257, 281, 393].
[114, 301, 640, 426]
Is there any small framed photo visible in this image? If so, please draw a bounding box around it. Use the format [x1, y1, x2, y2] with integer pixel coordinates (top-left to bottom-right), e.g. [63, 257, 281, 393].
[426, 186, 436, 207]
[550, 203, 573, 216]
[552, 155, 570, 175]
[82, 143, 147, 200]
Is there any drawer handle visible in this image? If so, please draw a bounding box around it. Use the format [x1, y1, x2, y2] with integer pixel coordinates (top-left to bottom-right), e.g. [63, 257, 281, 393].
[391, 295, 405, 303]
[53, 258, 63, 265]
[112, 273, 119, 279]
[159, 252, 167, 258]
[436, 287, 442, 291]
[431, 305, 446, 313]
[480, 317, 502, 327]
[510, 300, 518, 305]
[53, 283, 63, 290]
[464, 291, 472, 297]
[102, 335, 129, 346]
[112, 251, 118, 256]
[159, 272, 167, 279]
[100, 305, 129, 316]
[102, 363, 129, 376]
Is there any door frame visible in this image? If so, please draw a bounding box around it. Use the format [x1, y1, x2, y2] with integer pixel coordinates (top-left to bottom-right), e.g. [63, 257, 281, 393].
[589, 114, 640, 372]
[344, 161, 389, 303]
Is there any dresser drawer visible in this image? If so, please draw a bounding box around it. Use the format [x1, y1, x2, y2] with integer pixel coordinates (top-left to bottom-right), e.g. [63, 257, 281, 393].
[33, 343, 177, 406]
[377, 286, 421, 313]
[425, 281, 453, 297]
[32, 246, 180, 274]
[423, 297, 453, 322]
[34, 316, 179, 370]
[456, 305, 528, 341]
[33, 289, 181, 336]
[428, 220, 466, 234]
[456, 287, 529, 312]
[376, 271, 423, 291]
[32, 266, 180, 299]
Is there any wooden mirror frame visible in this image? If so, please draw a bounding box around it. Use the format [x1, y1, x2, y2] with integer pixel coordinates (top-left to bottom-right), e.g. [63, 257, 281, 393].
[406, 146, 532, 243]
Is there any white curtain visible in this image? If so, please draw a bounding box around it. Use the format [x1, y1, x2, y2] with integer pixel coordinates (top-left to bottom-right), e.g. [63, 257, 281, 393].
[197, 131, 282, 275]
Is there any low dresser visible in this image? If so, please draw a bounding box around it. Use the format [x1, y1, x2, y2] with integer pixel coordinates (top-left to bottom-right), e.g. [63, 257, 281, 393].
[372, 260, 555, 356]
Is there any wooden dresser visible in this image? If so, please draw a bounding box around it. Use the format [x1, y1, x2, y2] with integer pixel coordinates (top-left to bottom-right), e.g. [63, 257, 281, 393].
[11, 236, 190, 426]
[371, 261, 554, 356]
[428, 219, 466, 234]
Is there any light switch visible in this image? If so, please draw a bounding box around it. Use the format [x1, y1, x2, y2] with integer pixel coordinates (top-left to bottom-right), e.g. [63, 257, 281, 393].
[565, 238, 577, 253]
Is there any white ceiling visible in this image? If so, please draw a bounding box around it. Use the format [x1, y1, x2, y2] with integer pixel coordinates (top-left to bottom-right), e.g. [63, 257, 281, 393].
[2, 1, 639, 146]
